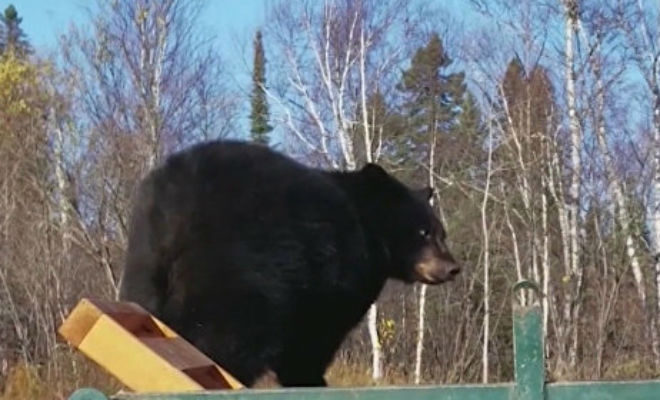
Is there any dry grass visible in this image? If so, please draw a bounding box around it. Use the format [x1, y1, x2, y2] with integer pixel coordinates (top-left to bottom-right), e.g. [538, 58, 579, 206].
[243, 360, 413, 389]
[2, 351, 657, 399]
[1, 351, 123, 400]
[1, 363, 47, 400]
[326, 360, 411, 387]
[0, 354, 416, 399]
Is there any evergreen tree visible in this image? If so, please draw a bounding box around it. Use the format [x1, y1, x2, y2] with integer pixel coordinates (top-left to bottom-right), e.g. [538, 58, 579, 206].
[448, 91, 485, 171]
[499, 56, 555, 163]
[0, 5, 32, 58]
[389, 32, 467, 180]
[501, 57, 553, 138]
[495, 56, 558, 247]
[454, 92, 483, 137]
[249, 30, 272, 145]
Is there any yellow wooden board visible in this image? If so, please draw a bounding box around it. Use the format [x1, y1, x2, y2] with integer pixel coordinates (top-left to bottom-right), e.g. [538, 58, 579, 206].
[58, 298, 244, 393]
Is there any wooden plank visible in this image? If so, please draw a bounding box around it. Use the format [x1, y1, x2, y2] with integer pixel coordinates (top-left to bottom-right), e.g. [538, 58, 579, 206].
[77, 314, 204, 392]
[140, 337, 218, 371]
[58, 298, 244, 393]
[58, 298, 105, 347]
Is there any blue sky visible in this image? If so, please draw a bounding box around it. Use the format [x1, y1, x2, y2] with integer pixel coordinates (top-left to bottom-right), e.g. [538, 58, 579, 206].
[6, 0, 470, 140]
[8, 0, 275, 137]
[2, 0, 86, 52]
[6, 1, 269, 58]
[8, 1, 471, 54]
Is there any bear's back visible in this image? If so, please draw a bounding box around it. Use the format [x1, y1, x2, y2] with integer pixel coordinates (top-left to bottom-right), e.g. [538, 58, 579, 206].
[128, 140, 366, 296]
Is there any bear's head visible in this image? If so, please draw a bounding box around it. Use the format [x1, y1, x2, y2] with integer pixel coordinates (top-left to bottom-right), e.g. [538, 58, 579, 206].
[357, 163, 460, 285]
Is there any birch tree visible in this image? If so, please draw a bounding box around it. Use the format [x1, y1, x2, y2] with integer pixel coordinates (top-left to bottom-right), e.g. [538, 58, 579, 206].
[468, 0, 561, 339]
[62, 0, 237, 170]
[480, 108, 494, 383]
[616, 0, 660, 365]
[579, 4, 655, 356]
[59, 0, 238, 296]
[560, 0, 584, 371]
[0, 47, 76, 379]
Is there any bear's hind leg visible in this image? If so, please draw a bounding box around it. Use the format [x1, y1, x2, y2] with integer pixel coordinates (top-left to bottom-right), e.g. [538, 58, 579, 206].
[275, 365, 327, 387]
[273, 345, 330, 387]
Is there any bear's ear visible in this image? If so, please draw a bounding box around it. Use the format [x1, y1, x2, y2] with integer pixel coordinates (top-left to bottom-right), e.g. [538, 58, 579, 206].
[360, 163, 388, 177]
[414, 186, 434, 204]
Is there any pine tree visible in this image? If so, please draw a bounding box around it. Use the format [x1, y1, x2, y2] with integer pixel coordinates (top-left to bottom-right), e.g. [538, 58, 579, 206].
[0, 5, 32, 58]
[454, 92, 482, 137]
[249, 30, 272, 145]
[449, 91, 485, 170]
[389, 32, 467, 180]
[500, 57, 554, 159]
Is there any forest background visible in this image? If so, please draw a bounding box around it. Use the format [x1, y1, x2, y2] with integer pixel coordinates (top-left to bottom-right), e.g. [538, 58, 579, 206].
[1, 0, 660, 398]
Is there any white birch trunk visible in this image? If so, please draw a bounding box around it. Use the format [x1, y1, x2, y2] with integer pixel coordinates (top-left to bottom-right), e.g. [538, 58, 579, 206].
[414, 283, 427, 384]
[504, 203, 525, 306]
[543, 111, 572, 372]
[541, 174, 550, 352]
[132, 3, 169, 170]
[481, 113, 494, 383]
[414, 96, 438, 384]
[590, 34, 647, 309]
[367, 304, 382, 381]
[357, 20, 382, 382]
[497, 83, 534, 308]
[562, 0, 583, 370]
[629, 0, 660, 365]
[48, 102, 69, 318]
[49, 106, 69, 236]
[649, 79, 660, 370]
[360, 27, 373, 161]
[539, 96, 555, 356]
[148, 14, 166, 169]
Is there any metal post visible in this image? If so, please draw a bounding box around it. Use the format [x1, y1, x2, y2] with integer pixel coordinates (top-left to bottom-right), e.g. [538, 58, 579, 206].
[69, 388, 110, 400]
[512, 280, 545, 400]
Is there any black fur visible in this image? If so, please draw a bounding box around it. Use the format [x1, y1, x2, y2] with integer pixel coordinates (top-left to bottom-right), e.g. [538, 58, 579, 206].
[118, 140, 457, 387]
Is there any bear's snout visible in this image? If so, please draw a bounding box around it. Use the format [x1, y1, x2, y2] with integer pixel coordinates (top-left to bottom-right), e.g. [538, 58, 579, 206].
[413, 245, 460, 284]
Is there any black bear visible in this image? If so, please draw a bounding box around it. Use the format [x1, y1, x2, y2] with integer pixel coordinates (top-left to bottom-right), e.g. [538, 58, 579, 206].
[118, 140, 459, 387]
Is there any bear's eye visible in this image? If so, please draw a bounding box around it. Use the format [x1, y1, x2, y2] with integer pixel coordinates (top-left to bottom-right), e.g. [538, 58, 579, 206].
[419, 229, 431, 240]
